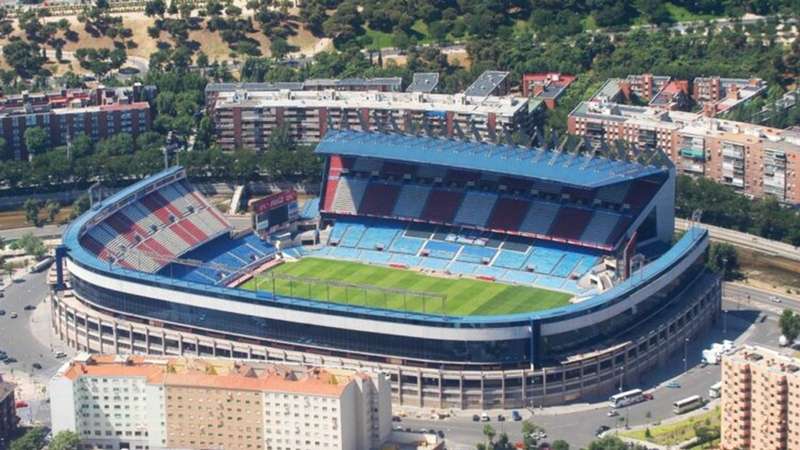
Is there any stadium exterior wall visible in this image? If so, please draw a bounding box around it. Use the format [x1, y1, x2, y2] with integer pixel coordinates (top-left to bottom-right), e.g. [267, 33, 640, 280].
[50, 272, 719, 409]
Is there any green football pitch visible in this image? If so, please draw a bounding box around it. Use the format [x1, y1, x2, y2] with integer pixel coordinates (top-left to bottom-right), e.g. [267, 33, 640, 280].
[241, 257, 572, 316]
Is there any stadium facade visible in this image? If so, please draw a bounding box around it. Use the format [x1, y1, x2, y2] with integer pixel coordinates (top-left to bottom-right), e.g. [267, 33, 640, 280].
[53, 131, 720, 409]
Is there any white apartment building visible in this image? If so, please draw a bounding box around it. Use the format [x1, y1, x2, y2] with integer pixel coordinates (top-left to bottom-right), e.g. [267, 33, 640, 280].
[49, 354, 392, 450]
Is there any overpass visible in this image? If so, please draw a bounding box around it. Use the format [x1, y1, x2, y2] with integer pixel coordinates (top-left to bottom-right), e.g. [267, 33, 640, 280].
[676, 218, 800, 263]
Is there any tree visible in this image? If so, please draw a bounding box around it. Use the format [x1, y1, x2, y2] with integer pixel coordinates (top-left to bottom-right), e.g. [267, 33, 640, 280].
[17, 232, 46, 259]
[45, 200, 61, 224]
[144, 0, 166, 17]
[587, 435, 647, 450]
[707, 243, 740, 280]
[552, 440, 570, 450]
[70, 194, 91, 219]
[9, 426, 47, 450]
[48, 431, 80, 450]
[23, 198, 41, 226]
[24, 126, 49, 156]
[780, 309, 800, 343]
[482, 424, 496, 446]
[2, 40, 47, 79]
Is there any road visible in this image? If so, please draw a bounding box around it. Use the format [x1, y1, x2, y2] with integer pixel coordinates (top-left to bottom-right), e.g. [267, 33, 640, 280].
[0, 225, 65, 241]
[0, 269, 65, 427]
[402, 284, 784, 449]
[676, 218, 800, 263]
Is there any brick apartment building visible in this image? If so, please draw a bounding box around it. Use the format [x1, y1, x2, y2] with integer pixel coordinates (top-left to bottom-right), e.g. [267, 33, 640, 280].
[566, 74, 800, 203]
[0, 375, 17, 447]
[206, 71, 534, 150]
[521, 73, 576, 109]
[0, 83, 155, 161]
[50, 354, 392, 450]
[721, 346, 800, 450]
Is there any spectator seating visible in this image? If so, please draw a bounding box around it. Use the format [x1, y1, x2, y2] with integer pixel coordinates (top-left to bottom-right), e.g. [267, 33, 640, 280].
[486, 197, 530, 231]
[519, 202, 560, 235]
[393, 184, 431, 218]
[548, 207, 593, 241]
[332, 177, 368, 215]
[421, 189, 464, 223]
[80, 179, 232, 273]
[360, 183, 401, 217]
[454, 191, 497, 227]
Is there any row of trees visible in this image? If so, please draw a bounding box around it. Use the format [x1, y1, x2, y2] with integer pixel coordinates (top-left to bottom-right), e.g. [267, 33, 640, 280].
[677, 175, 800, 246]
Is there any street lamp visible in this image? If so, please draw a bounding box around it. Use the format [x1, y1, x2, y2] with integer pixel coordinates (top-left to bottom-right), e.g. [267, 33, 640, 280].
[683, 337, 690, 373]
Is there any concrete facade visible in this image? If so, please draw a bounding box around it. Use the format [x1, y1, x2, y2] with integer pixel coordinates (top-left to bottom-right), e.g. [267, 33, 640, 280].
[0, 376, 16, 446]
[48, 355, 391, 450]
[721, 346, 800, 450]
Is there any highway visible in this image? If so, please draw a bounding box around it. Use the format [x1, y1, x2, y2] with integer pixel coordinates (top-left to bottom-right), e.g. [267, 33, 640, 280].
[676, 218, 800, 263]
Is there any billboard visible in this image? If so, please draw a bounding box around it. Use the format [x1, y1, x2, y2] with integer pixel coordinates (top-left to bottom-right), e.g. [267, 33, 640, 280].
[252, 191, 298, 234]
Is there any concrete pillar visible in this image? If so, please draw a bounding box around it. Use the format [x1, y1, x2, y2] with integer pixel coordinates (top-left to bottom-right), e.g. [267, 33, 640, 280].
[438, 372, 443, 409]
[417, 369, 422, 407]
[145, 328, 151, 354]
[161, 331, 167, 354]
[112, 322, 119, 354]
[397, 369, 403, 405]
[195, 337, 200, 356]
[480, 375, 485, 409]
[459, 375, 464, 410]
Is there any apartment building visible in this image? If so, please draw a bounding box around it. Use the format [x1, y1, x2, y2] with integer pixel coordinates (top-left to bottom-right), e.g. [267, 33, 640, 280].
[567, 100, 694, 154]
[591, 74, 671, 104]
[49, 354, 392, 450]
[207, 70, 532, 150]
[521, 73, 576, 109]
[568, 76, 800, 203]
[0, 375, 17, 445]
[0, 84, 155, 161]
[721, 345, 800, 450]
[693, 77, 766, 113]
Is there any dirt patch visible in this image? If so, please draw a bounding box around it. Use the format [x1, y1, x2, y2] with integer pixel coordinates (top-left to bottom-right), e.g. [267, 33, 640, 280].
[0, 207, 74, 231]
[738, 247, 800, 294]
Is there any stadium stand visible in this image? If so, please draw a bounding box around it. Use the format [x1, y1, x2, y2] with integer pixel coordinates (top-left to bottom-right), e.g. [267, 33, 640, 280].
[79, 178, 232, 273]
[332, 177, 368, 214]
[548, 207, 592, 241]
[454, 191, 498, 227]
[360, 183, 401, 217]
[486, 197, 530, 231]
[422, 189, 464, 223]
[393, 184, 431, 218]
[519, 202, 560, 235]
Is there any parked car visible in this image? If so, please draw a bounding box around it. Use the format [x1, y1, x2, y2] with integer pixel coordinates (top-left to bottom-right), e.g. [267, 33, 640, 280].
[667, 380, 681, 388]
[511, 410, 522, 421]
[9, 313, 17, 319]
[55, 351, 67, 359]
[23, 305, 35, 311]
[32, 363, 42, 370]
[771, 295, 782, 303]
[497, 414, 505, 422]
[472, 414, 480, 422]
[643, 392, 654, 400]
[391, 416, 402, 422]
[595, 425, 610, 436]
[607, 410, 618, 417]
[480, 412, 490, 422]
[0, 310, 5, 316]
[3, 358, 17, 364]
[436, 430, 445, 438]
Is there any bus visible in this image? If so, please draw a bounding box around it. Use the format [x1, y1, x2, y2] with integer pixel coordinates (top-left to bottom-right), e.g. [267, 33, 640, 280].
[609, 389, 644, 409]
[673, 395, 704, 414]
[709, 382, 721, 399]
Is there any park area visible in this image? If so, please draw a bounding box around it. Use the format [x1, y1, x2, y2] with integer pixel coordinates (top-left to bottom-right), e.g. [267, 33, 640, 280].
[620, 407, 720, 449]
[241, 257, 572, 316]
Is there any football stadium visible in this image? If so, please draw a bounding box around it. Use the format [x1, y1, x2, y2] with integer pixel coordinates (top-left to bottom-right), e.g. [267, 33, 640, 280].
[52, 130, 721, 408]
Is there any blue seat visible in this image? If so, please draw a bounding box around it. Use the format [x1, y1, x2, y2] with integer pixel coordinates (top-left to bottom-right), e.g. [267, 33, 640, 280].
[457, 245, 497, 264]
[424, 240, 461, 260]
[492, 250, 529, 269]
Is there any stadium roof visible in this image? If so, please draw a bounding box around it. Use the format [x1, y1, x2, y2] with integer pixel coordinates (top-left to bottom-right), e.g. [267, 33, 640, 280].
[315, 131, 669, 188]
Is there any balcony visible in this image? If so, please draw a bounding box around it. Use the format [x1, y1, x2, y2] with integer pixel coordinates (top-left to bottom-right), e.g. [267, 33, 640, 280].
[680, 147, 705, 160]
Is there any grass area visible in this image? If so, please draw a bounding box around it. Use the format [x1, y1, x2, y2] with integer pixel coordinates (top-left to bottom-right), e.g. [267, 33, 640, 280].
[241, 257, 572, 316]
[365, 27, 395, 50]
[621, 407, 720, 446]
[663, 2, 718, 22]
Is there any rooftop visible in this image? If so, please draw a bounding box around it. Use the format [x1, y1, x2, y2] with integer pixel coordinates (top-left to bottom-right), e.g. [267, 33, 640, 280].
[464, 70, 509, 97]
[406, 72, 440, 93]
[571, 101, 698, 129]
[213, 88, 529, 116]
[205, 77, 403, 94]
[55, 354, 358, 397]
[315, 130, 670, 188]
[726, 345, 800, 375]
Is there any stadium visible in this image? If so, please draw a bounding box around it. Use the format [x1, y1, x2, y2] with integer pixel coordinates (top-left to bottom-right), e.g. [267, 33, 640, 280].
[52, 130, 721, 409]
